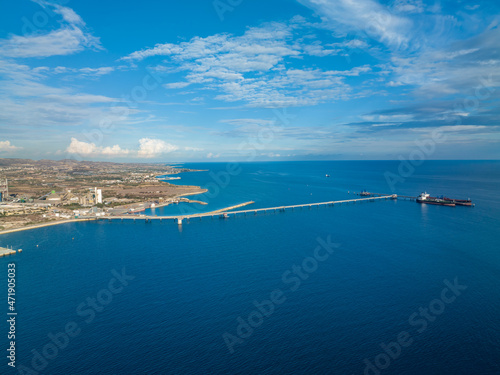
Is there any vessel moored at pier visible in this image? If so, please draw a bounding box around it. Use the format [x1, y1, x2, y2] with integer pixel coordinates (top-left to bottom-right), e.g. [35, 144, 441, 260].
[442, 197, 473, 206]
[417, 192, 474, 207]
[416, 192, 455, 207]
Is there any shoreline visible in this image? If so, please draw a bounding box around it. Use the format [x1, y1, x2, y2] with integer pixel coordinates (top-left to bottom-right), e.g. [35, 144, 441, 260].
[0, 189, 209, 236]
[0, 189, 211, 236]
[0, 218, 97, 236]
[0, 200, 255, 236]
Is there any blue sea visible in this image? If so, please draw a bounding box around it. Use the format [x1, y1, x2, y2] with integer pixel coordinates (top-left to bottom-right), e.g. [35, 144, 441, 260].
[1, 161, 500, 374]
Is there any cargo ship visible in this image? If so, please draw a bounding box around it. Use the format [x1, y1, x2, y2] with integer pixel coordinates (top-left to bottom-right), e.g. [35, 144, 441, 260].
[416, 192, 455, 207]
[442, 197, 473, 206]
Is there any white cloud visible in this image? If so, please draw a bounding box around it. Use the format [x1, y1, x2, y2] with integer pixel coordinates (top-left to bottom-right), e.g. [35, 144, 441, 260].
[386, 28, 500, 97]
[164, 82, 191, 89]
[386, 80, 405, 87]
[206, 152, 220, 158]
[64, 138, 179, 158]
[66, 138, 130, 157]
[410, 125, 490, 133]
[122, 23, 299, 63]
[362, 114, 414, 122]
[77, 67, 115, 76]
[391, 0, 425, 14]
[0, 140, 20, 152]
[0, 3, 101, 58]
[52, 66, 115, 77]
[121, 43, 178, 62]
[42, 93, 116, 104]
[137, 138, 178, 158]
[297, 0, 412, 49]
[464, 4, 480, 11]
[101, 145, 130, 156]
[261, 153, 281, 157]
[0, 60, 126, 130]
[329, 39, 370, 51]
[121, 21, 375, 107]
[0, 27, 101, 58]
[371, 122, 402, 127]
[184, 146, 204, 151]
[220, 118, 277, 126]
[66, 138, 98, 155]
[53, 4, 85, 26]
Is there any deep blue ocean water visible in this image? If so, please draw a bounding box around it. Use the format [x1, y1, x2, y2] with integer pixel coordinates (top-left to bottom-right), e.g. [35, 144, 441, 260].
[1, 161, 499, 374]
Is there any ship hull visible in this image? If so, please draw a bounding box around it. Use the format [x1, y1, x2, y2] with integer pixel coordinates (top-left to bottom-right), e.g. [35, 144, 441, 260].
[442, 198, 472, 206]
[417, 199, 455, 207]
[453, 201, 472, 206]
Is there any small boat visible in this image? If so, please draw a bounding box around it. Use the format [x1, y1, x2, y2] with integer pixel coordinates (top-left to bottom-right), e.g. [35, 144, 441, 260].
[325, 174, 330, 177]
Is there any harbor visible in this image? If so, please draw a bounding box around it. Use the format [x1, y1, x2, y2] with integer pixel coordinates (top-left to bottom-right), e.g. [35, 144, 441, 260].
[101, 190, 474, 226]
[0, 189, 475, 235]
[103, 195, 398, 225]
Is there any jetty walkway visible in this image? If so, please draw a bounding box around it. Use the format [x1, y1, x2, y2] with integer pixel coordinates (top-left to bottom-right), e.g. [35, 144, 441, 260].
[354, 192, 416, 201]
[103, 195, 396, 225]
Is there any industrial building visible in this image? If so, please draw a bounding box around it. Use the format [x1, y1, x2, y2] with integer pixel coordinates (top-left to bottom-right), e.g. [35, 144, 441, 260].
[0, 178, 8, 202]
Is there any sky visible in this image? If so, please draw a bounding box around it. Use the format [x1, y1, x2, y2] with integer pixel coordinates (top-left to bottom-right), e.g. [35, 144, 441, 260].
[0, 0, 499, 161]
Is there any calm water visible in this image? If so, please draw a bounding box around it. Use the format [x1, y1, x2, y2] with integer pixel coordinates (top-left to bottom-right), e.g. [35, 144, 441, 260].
[1, 161, 499, 374]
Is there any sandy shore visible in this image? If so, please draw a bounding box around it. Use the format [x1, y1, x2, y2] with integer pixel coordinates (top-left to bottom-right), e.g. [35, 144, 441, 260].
[0, 193, 250, 236]
[0, 218, 97, 236]
[0, 189, 209, 235]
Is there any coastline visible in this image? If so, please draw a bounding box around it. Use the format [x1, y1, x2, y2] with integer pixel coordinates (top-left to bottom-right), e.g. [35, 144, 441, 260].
[0, 200, 255, 236]
[0, 189, 210, 236]
[0, 218, 97, 236]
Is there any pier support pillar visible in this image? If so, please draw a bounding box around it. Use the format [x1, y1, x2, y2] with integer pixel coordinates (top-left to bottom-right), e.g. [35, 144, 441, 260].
[177, 218, 183, 225]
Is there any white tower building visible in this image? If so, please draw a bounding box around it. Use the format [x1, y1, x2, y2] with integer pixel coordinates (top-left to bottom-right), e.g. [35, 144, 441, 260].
[94, 188, 102, 204]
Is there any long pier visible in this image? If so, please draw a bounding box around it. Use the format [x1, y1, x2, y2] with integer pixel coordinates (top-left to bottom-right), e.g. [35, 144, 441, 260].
[102, 195, 396, 225]
[354, 192, 417, 201]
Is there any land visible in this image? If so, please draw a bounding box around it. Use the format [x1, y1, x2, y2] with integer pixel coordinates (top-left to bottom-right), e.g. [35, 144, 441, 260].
[0, 158, 207, 232]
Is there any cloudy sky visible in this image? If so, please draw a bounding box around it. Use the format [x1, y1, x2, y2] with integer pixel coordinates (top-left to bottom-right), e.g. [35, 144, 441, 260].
[0, 0, 499, 161]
